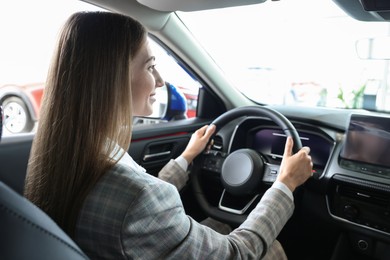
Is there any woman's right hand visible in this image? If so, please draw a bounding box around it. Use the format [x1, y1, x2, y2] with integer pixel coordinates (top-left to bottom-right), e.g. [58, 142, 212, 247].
[276, 136, 313, 192]
[181, 124, 216, 164]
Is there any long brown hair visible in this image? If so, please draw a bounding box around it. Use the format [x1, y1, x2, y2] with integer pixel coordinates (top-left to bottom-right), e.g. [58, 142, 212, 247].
[24, 11, 146, 237]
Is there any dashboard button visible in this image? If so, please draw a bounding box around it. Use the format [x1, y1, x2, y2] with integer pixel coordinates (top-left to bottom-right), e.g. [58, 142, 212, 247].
[357, 240, 369, 251]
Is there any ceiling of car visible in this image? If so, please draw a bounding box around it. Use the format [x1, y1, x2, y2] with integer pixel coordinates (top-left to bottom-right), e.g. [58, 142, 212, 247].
[136, 0, 267, 12]
[86, 0, 390, 22]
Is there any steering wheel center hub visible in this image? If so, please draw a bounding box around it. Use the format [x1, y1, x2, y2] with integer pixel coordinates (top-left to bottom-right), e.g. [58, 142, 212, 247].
[221, 149, 264, 196]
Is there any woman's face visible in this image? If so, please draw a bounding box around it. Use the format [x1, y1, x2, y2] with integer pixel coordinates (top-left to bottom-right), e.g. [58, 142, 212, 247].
[131, 39, 164, 116]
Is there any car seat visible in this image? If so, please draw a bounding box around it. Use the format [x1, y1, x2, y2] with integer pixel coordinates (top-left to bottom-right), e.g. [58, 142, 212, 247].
[0, 106, 89, 259]
[0, 181, 89, 259]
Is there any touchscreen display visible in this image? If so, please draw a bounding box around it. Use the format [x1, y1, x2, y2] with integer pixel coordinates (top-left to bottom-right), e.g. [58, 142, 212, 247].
[340, 114, 390, 168]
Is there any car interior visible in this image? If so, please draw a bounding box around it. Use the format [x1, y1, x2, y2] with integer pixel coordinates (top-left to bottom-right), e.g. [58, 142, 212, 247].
[0, 106, 88, 259]
[1, 0, 390, 259]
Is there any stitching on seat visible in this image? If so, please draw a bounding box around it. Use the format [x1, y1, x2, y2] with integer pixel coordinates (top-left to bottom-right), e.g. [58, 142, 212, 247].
[0, 203, 88, 259]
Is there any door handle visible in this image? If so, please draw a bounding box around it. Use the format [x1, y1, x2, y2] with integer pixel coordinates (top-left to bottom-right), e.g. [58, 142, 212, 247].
[143, 151, 171, 161]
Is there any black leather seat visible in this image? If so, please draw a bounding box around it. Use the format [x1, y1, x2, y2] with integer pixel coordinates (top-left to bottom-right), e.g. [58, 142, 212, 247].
[0, 106, 89, 259]
[0, 134, 32, 195]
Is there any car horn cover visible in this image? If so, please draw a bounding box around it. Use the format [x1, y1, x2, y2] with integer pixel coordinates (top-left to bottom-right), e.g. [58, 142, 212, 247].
[221, 149, 264, 196]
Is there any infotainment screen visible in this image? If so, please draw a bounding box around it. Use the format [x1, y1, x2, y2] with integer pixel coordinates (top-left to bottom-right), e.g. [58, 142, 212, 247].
[340, 114, 390, 169]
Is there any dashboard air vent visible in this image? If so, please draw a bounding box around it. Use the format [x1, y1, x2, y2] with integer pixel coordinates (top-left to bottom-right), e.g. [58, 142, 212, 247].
[213, 135, 223, 150]
[338, 184, 390, 207]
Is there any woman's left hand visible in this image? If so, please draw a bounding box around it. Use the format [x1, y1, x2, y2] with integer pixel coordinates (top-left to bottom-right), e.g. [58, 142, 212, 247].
[181, 124, 216, 164]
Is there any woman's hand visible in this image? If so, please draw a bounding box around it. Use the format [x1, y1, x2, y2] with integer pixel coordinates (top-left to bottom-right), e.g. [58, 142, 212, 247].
[276, 136, 313, 192]
[181, 124, 216, 164]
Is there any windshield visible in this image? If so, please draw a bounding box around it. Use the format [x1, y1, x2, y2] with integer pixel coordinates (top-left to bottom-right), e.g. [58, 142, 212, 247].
[177, 0, 390, 112]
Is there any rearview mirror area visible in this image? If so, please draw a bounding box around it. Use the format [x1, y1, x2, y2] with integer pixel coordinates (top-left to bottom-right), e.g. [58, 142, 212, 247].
[356, 37, 390, 60]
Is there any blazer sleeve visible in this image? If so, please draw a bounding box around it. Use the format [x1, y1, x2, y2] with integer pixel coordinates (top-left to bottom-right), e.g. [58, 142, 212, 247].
[158, 159, 188, 190]
[121, 180, 294, 260]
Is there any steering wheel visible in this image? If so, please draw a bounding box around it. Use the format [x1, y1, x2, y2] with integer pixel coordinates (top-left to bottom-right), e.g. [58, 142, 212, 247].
[191, 106, 302, 226]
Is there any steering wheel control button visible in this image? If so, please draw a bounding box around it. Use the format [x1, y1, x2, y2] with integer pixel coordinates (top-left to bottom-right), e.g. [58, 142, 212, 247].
[262, 164, 280, 183]
[202, 154, 225, 172]
[221, 149, 264, 196]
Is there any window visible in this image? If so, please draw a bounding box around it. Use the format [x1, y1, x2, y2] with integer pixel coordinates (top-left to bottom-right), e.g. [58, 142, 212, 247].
[0, 0, 199, 135]
[177, 0, 390, 112]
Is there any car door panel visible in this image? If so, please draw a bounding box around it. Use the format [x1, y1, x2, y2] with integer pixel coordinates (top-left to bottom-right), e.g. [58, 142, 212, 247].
[0, 134, 34, 194]
[129, 118, 212, 176]
[130, 137, 189, 176]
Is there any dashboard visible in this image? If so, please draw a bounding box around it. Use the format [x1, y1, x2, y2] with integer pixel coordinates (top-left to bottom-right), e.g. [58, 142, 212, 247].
[227, 117, 336, 179]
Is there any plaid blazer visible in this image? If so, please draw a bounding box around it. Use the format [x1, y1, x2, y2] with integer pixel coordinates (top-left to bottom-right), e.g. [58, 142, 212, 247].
[74, 153, 293, 259]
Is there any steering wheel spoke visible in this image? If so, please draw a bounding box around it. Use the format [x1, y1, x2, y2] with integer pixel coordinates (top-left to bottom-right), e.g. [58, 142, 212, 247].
[218, 189, 260, 215]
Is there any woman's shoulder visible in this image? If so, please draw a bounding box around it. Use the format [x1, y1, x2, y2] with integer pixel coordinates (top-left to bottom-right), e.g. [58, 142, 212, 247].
[100, 161, 168, 196]
[79, 161, 177, 221]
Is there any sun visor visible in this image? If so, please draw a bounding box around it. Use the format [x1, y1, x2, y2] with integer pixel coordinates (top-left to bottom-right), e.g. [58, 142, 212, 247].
[137, 0, 267, 12]
[333, 0, 390, 21]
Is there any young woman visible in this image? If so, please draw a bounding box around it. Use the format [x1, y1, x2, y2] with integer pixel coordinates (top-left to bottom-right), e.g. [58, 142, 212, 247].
[25, 11, 313, 259]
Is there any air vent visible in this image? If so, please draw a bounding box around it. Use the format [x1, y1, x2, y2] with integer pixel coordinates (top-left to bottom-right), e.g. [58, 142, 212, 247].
[213, 135, 223, 150]
[338, 184, 390, 207]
